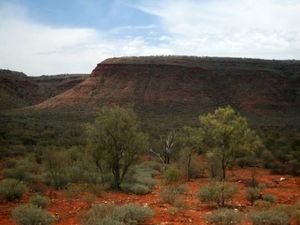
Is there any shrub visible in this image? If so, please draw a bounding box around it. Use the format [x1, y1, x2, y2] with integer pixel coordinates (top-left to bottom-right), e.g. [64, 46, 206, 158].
[173, 198, 187, 209]
[263, 194, 276, 204]
[3, 157, 38, 183]
[82, 203, 154, 225]
[87, 183, 104, 196]
[113, 203, 154, 224]
[11, 204, 55, 225]
[160, 185, 186, 205]
[44, 173, 68, 189]
[163, 165, 181, 184]
[198, 182, 238, 207]
[0, 179, 27, 201]
[176, 184, 187, 194]
[187, 159, 206, 179]
[126, 184, 150, 195]
[206, 208, 242, 225]
[237, 156, 257, 168]
[253, 200, 272, 209]
[296, 210, 300, 225]
[121, 162, 159, 195]
[261, 150, 275, 168]
[160, 187, 178, 204]
[250, 210, 289, 225]
[29, 194, 50, 208]
[64, 183, 84, 199]
[273, 204, 295, 219]
[43, 150, 69, 189]
[246, 187, 261, 205]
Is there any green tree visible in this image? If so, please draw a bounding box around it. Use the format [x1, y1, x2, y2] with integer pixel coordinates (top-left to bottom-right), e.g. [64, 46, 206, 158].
[179, 126, 203, 180]
[199, 106, 262, 180]
[86, 106, 148, 190]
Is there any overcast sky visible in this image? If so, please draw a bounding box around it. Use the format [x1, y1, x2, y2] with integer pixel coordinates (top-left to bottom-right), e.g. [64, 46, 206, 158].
[0, 0, 299, 75]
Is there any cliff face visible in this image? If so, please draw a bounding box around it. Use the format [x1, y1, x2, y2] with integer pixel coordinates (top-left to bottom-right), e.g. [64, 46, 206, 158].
[36, 57, 300, 120]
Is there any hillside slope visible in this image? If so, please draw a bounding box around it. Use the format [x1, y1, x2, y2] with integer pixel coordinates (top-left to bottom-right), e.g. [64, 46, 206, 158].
[0, 70, 88, 111]
[36, 56, 300, 127]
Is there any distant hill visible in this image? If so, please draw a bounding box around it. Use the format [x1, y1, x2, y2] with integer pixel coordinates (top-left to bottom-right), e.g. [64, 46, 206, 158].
[35, 56, 300, 127]
[0, 70, 88, 111]
[0, 56, 299, 152]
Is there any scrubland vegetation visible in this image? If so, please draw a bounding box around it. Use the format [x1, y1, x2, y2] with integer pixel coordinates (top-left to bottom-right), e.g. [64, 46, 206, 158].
[0, 105, 300, 225]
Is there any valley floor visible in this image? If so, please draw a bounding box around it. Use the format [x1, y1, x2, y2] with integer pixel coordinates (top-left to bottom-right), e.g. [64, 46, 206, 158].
[1, 168, 300, 225]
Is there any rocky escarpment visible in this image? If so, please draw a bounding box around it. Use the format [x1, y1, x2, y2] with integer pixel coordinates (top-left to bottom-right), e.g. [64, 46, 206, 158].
[36, 57, 300, 121]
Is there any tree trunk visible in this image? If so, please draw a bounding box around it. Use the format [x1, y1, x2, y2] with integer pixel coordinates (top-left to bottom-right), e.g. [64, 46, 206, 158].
[187, 153, 192, 181]
[221, 156, 226, 181]
[112, 162, 120, 190]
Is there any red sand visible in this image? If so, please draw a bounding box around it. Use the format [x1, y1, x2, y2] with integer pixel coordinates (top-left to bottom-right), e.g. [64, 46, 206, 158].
[1, 168, 300, 225]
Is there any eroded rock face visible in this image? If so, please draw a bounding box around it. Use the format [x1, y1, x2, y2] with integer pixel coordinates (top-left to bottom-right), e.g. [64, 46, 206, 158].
[36, 57, 300, 120]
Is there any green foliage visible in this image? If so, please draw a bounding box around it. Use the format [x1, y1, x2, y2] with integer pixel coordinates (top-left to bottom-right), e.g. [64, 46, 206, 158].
[121, 162, 159, 195]
[42, 149, 69, 189]
[261, 150, 275, 168]
[246, 187, 261, 205]
[206, 208, 242, 225]
[253, 200, 272, 209]
[86, 106, 149, 190]
[11, 204, 55, 225]
[263, 194, 276, 204]
[3, 157, 39, 183]
[198, 182, 238, 208]
[250, 210, 289, 225]
[178, 126, 203, 180]
[296, 210, 300, 225]
[82, 203, 154, 225]
[126, 184, 150, 195]
[160, 185, 187, 205]
[29, 194, 50, 208]
[0, 178, 27, 201]
[163, 165, 182, 184]
[199, 106, 263, 180]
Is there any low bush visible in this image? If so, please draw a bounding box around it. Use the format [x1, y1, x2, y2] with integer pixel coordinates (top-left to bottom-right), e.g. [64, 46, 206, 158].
[29, 194, 50, 208]
[296, 210, 300, 225]
[0, 179, 27, 201]
[126, 184, 150, 195]
[44, 173, 69, 189]
[160, 185, 186, 205]
[273, 204, 295, 219]
[82, 203, 154, 225]
[237, 156, 257, 168]
[173, 198, 187, 209]
[250, 210, 289, 225]
[253, 200, 272, 209]
[206, 208, 242, 225]
[11, 204, 55, 225]
[246, 187, 261, 205]
[163, 165, 181, 184]
[3, 157, 38, 183]
[263, 194, 276, 204]
[160, 187, 178, 204]
[198, 182, 238, 208]
[122, 162, 159, 195]
[64, 183, 84, 199]
[87, 183, 104, 196]
[187, 160, 206, 179]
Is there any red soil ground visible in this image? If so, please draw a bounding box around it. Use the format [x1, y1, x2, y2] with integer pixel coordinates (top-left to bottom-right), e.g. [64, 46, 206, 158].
[1, 168, 300, 225]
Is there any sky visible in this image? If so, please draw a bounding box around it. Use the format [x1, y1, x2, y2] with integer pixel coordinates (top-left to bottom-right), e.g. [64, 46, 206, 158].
[0, 0, 300, 75]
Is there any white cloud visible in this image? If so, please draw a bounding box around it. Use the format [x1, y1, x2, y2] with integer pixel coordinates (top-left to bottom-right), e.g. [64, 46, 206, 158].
[0, 2, 170, 75]
[0, 1, 299, 75]
[129, 0, 300, 59]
